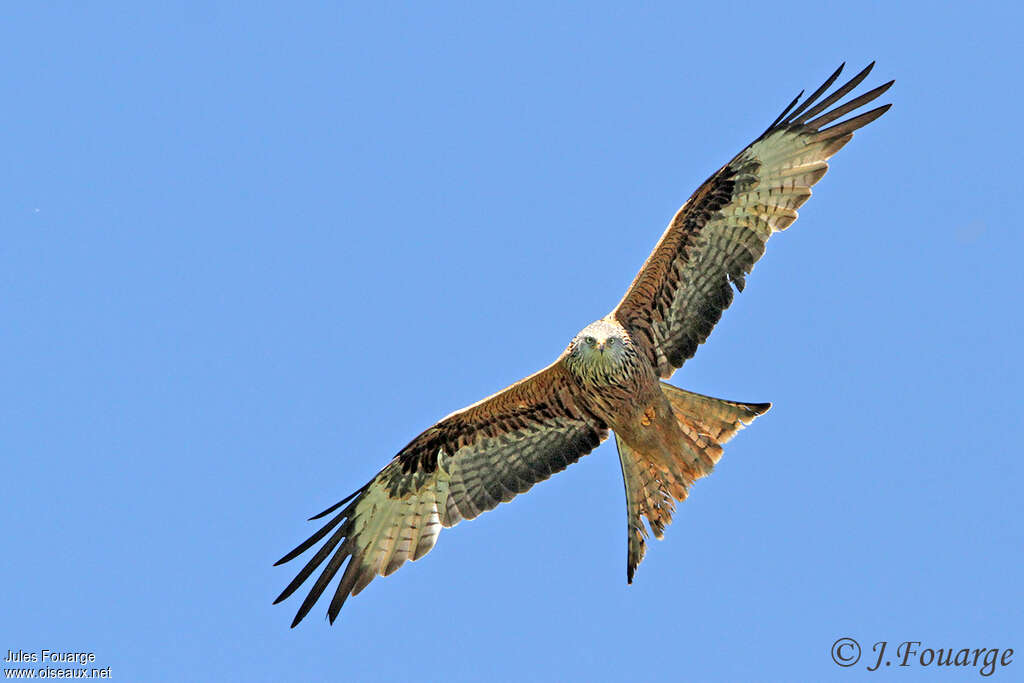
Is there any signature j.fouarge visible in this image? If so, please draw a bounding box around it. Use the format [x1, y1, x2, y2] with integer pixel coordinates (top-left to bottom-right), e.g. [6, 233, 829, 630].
[866, 640, 1013, 676]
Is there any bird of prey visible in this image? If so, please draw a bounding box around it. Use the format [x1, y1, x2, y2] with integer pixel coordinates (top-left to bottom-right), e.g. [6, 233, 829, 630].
[275, 63, 892, 626]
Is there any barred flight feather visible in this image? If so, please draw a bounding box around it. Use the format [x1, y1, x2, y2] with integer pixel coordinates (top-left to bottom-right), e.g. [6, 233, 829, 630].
[614, 63, 892, 378]
[275, 362, 608, 625]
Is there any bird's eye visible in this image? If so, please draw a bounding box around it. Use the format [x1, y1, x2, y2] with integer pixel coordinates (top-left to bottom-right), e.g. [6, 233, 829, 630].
[607, 338, 616, 346]
[584, 336, 596, 346]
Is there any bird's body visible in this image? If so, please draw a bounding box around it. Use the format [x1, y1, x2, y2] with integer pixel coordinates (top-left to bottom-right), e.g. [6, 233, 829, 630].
[566, 319, 698, 494]
[275, 63, 893, 626]
[564, 319, 656, 429]
[562, 316, 771, 577]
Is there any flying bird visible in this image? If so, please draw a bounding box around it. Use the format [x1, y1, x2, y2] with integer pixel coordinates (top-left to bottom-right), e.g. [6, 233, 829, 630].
[275, 63, 892, 626]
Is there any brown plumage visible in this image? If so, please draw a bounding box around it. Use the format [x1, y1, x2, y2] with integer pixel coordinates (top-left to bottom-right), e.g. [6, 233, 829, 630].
[275, 63, 892, 626]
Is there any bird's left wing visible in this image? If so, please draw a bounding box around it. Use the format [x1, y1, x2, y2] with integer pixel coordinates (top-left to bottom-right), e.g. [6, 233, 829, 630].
[613, 63, 892, 378]
[274, 359, 608, 626]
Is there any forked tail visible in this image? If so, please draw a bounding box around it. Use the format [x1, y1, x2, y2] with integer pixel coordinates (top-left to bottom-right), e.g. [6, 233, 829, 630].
[616, 383, 770, 582]
[660, 383, 771, 475]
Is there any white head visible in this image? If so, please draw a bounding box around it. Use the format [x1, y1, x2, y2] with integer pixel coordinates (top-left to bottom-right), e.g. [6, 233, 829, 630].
[565, 319, 635, 381]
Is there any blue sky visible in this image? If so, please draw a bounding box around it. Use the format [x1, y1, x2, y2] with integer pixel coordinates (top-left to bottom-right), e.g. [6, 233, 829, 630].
[3, 3, 1021, 681]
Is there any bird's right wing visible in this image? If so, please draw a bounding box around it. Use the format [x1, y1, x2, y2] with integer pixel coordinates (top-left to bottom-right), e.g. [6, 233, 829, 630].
[274, 359, 609, 626]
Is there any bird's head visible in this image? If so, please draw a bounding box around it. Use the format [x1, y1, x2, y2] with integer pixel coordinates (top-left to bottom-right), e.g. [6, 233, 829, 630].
[566, 319, 634, 380]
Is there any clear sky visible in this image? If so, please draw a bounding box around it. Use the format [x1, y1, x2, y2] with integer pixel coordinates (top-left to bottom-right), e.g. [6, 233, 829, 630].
[3, 3, 1021, 682]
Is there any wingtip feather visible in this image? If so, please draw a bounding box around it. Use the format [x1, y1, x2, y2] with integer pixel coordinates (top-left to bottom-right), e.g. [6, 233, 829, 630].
[308, 486, 364, 520]
[790, 61, 878, 127]
[781, 63, 845, 125]
[813, 103, 892, 143]
[767, 90, 804, 131]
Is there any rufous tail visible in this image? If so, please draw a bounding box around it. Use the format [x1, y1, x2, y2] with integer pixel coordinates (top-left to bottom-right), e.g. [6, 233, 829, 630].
[616, 384, 770, 582]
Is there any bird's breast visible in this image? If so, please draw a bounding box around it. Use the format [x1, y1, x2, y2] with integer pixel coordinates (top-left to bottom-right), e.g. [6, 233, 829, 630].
[568, 350, 661, 430]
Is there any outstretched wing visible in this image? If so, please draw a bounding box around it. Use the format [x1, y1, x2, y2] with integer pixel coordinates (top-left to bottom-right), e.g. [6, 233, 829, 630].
[274, 359, 608, 626]
[613, 63, 892, 378]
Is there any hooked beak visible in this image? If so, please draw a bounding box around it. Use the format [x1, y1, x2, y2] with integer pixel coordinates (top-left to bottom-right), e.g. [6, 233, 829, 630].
[597, 341, 606, 354]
